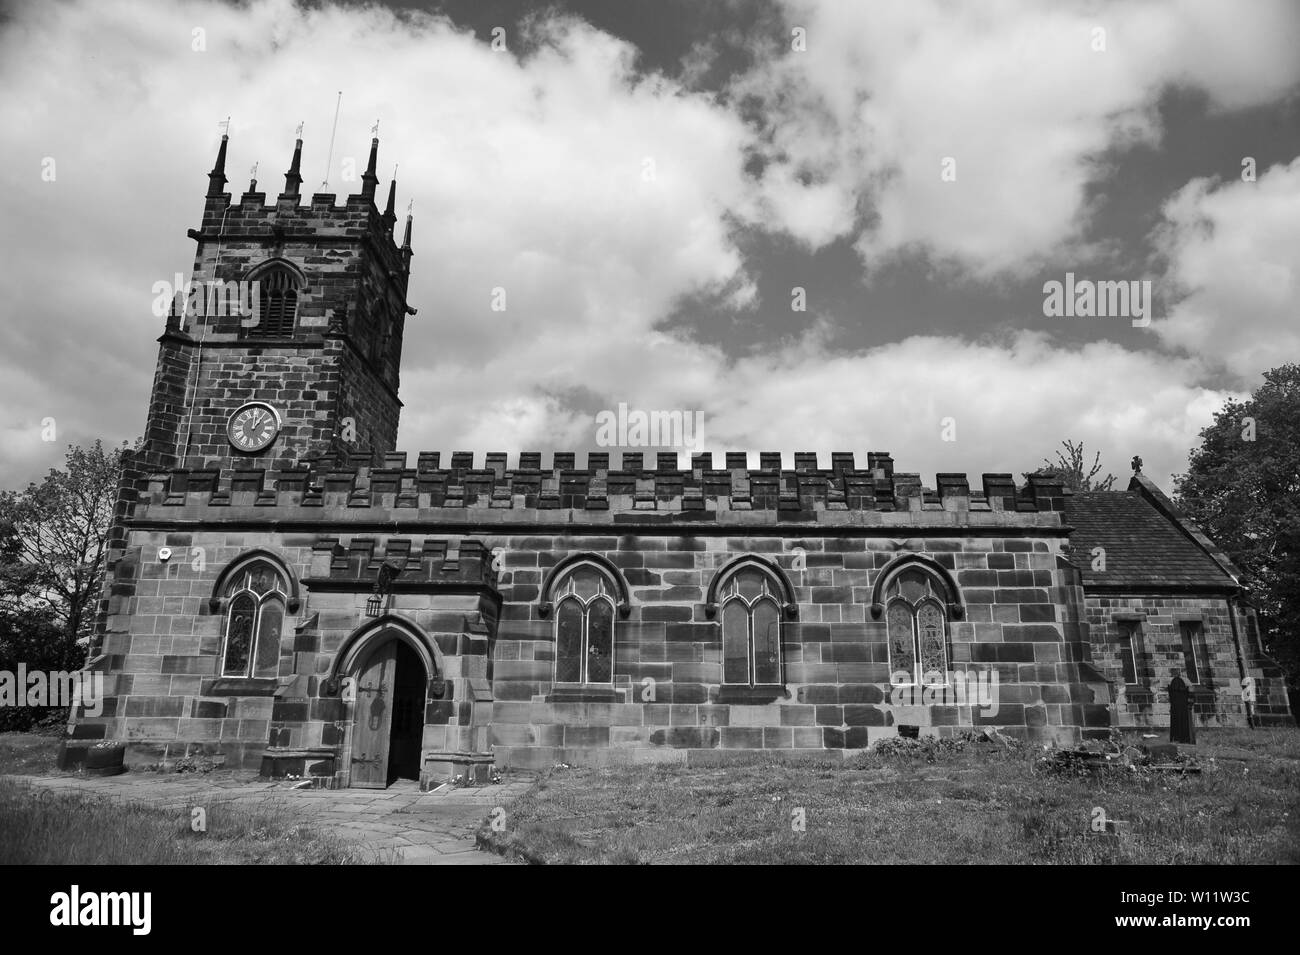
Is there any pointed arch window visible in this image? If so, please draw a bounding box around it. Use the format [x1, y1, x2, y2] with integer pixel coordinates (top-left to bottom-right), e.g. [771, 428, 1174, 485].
[222, 562, 287, 678]
[885, 568, 950, 687]
[249, 267, 299, 337]
[718, 567, 783, 686]
[552, 563, 616, 685]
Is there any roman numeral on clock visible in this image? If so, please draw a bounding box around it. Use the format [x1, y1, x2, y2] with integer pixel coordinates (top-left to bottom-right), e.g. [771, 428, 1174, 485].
[227, 403, 279, 452]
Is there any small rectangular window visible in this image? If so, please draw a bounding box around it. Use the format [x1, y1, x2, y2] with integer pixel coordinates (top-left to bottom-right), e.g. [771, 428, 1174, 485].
[1179, 622, 1201, 684]
[1118, 621, 1142, 685]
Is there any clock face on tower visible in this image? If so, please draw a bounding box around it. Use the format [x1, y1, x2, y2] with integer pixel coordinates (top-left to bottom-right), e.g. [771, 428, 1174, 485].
[226, 402, 281, 453]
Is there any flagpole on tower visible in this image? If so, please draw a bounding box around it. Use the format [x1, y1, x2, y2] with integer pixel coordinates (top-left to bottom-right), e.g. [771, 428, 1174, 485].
[321, 91, 342, 188]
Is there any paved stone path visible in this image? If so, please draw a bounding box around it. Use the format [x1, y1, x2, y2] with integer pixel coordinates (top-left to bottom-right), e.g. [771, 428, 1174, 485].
[4, 771, 535, 865]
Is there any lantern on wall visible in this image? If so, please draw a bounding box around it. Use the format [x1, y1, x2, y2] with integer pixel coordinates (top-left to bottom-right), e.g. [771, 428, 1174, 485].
[365, 561, 400, 617]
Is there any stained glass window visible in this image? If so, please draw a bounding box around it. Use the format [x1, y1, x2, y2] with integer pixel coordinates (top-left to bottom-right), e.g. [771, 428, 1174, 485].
[884, 568, 950, 687]
[253, 598, 284, 678]
[249, 567, 273, 596]
[223, 594, 255, 676]
[552, 564, 617, 684]
[917, 603, 947, 684]
[887, 603, 915, 683]
[587, 600, 614, 684]
[722, 600, 749, 685]
[222, 562, 289, 678]
[555, 601, 584, 683]
[753, 600, 781, 685]
[718, 566, 783, 686]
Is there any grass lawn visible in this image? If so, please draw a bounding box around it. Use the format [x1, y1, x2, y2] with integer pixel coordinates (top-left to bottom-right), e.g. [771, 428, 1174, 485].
[0, 728, 63, 775]
[0, 731, 379, 864]
[481, 728, 1300, 864]
[0, 777, 375, 864]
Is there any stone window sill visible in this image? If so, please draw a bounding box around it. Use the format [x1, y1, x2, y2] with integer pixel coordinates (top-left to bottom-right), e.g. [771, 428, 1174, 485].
[210, 677, 278, 697]
[1122, 686, 1155, 704]
[715, 685, 789, 704]
[546, 684, 622, 703]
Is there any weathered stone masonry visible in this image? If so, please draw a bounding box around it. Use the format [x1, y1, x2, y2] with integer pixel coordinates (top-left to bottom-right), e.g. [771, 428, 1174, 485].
[137, 133, 410, 475]
[74, 452, 1291, 786]
[64, 132, 1291, 789]
[1065, 487, 1291, 729]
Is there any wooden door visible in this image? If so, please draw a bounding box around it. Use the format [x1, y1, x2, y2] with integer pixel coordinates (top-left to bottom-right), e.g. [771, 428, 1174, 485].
[350, 640, 396, 789]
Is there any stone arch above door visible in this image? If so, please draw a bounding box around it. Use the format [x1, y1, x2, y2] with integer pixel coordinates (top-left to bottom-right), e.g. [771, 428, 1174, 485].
[329, 613, 443, 690]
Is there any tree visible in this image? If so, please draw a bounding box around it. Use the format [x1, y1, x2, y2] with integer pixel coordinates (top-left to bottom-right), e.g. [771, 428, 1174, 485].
[1025, 439, 1118, 492]
[1173, 364, 1300, 708]
[0, 440, 131, 647]
[0, 609, 80, 731]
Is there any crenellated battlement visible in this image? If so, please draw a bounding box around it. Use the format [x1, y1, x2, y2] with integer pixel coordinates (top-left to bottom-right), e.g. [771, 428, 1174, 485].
[195, 190, 401, 238]
[129, 450, 1069, 519]
[192, 132, 412, 274]
[307, 535, 495, 586]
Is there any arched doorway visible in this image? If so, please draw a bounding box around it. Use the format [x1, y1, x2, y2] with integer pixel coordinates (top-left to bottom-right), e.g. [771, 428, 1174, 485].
[349, 634, 427, 788]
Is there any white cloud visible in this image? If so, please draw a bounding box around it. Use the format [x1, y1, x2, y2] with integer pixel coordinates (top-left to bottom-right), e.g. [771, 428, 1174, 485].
[737, 0, 1300, 278]
[0, 0, 756, 486]
[0, 0, 1282, 496]
[1153, 158, 1300, 380]
[655, 332, 1231, 490]
[429, 322, 1235, 492]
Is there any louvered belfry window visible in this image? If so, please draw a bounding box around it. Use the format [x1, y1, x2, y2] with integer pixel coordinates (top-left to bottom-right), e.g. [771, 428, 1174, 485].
[250, 267, 298, 337]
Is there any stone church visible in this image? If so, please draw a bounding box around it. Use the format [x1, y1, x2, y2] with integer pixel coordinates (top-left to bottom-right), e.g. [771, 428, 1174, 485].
[65, 134, 1292, 789]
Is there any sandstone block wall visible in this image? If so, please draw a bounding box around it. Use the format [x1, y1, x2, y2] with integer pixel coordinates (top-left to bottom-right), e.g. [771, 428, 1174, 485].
[74, 455, 1282, 784]
[1084, 594, 1288, 728]
[485, 531, 1103, 768]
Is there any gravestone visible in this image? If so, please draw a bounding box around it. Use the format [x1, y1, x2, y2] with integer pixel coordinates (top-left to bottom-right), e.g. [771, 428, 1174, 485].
[1168, 671, 1196, 744]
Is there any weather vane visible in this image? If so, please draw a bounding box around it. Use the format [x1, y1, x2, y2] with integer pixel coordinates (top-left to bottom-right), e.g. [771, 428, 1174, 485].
[372, 119, 380, 136]
[217, 116, 230, 134]
[295, 121, 304, 137]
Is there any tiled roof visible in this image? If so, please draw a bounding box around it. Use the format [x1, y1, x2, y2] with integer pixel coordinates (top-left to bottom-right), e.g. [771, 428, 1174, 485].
[1065, 491, 1234, 589]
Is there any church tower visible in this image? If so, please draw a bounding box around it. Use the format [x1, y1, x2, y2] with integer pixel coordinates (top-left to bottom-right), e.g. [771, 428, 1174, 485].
[139, 131, 415, 472]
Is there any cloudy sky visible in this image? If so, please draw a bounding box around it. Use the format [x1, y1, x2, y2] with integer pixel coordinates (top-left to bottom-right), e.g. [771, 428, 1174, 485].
[2, 0, 1298, 491]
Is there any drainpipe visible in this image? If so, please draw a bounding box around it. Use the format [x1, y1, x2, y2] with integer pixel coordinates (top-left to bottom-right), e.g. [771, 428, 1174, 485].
[1225, 590, 1255, 729]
